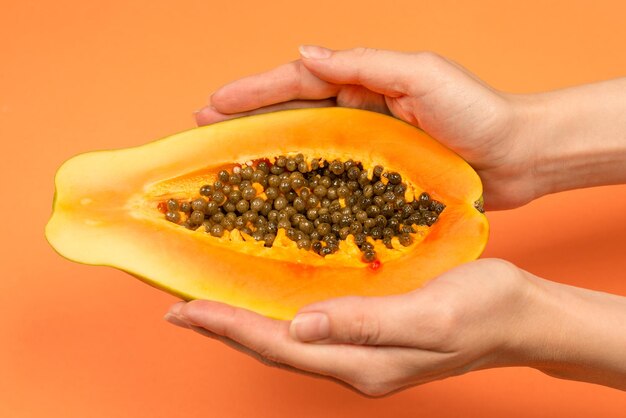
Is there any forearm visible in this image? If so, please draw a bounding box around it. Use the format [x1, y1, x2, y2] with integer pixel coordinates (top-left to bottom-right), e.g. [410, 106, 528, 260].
[514, 78, 626, 198]
[517, 273, 626, 390]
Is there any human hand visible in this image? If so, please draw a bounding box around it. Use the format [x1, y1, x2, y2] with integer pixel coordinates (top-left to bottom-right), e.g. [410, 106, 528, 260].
[164, 259, 540, 396]
[165, 258, 626, 394]
[195, 46, 538, 210]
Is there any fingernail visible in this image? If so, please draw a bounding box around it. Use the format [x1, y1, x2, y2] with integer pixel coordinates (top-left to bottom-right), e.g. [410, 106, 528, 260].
[299, 45, 332, 60]
[164, 313, 190, 328]
[289, 312, 330, 342]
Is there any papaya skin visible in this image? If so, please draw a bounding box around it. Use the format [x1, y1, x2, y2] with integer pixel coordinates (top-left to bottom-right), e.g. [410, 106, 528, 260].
[45, 108, 488, 320]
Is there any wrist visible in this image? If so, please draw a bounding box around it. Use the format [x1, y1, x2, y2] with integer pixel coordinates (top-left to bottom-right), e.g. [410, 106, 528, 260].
[512, 272, 626, 390]
[510, 91, 587, 199]
[505, 92, 567, 202]
[508, 79, 626, 199]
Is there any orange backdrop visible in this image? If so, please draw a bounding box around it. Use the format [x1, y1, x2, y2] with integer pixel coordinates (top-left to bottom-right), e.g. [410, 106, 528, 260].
[2, 1, 626, 417]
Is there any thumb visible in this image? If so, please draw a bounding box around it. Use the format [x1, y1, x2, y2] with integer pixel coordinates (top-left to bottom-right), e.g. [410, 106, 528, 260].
[298, 45, 417, 97]
[289, 293, 434, 346]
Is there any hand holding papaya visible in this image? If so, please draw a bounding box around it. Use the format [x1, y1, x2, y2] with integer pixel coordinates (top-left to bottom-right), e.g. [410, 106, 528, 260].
[166, 259, 535, 396]
[170, 46, 626, 394]
[196, 46, 535, 210]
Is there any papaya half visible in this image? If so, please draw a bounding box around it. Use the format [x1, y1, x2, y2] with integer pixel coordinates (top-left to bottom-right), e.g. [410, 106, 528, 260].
[45, 108, 488, 319]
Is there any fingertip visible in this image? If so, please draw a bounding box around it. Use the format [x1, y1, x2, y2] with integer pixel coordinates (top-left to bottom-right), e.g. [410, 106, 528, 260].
[164, 301, 190, 328]
[208, 89, 222, 107]
[163, 312, 190, 328]
[167, 300, 187, 316]
[208, 86, 240, 113]
[178, 299, 238, 329]
[194, 105, 228, 126]
[179, 299, 213, 318]
[298, 45, 333, 60]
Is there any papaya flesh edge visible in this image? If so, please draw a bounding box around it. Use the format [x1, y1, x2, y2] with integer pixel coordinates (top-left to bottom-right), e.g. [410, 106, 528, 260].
[45, 108, 489, 320]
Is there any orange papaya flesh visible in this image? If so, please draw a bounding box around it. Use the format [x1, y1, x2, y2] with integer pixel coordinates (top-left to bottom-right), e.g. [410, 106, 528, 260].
[45, 108, 489, 320]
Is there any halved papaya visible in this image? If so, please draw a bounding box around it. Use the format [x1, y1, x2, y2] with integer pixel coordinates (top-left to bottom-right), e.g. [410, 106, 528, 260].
[45, 108, 488, 319]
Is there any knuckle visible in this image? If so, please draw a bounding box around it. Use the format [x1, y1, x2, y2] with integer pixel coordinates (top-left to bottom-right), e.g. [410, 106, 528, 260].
[257, 345, 281, 364]
[221, 306, 245, 340]
[412, 51, 452, 73]
[478, 258, 525, 288]
[414, 50, 445, 65]
[292, 61, 307, 96]
[350, 46, 378, 58]
[346, 311, 381, 345]
[336, 85, 365, 108]
[354, 383, 390, 398]
[485, 258, 518, 276]
[343, 354, 404, 397]
[351, 375, 395, 398]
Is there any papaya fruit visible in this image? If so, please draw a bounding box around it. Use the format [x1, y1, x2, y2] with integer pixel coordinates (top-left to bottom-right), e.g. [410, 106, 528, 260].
[45, 108, 488, 319]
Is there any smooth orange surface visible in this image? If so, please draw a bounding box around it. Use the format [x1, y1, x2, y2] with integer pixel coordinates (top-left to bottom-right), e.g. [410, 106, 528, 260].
[2, 1, 626, 416]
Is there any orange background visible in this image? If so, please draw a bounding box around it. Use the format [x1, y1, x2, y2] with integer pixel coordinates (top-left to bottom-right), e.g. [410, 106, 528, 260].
[2, 0, 626, 416]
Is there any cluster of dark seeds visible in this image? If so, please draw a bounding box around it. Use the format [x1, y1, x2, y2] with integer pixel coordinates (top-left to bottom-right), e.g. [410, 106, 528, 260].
[161, 155, 445, 262]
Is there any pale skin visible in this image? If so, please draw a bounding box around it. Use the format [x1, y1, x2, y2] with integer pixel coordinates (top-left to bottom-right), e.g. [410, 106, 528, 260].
[165, 46, 626, 395]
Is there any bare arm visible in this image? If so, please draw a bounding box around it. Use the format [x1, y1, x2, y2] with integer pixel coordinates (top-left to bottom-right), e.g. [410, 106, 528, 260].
[514, 79, 626, 198]
[517, 274, 626, 390]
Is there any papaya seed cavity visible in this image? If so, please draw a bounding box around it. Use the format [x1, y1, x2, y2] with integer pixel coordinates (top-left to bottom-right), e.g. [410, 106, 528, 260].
[162, 156, 445, 263]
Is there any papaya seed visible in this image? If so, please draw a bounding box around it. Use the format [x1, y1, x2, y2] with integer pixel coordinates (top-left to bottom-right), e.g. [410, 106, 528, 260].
[166, 199, 179, 212]
[165, 211, 180, 223]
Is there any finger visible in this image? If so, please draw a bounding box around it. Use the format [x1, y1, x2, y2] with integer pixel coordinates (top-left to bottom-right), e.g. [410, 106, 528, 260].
[289, 292, 444, 348]
[176, 300, 355, 376]
[194, 99, 336, 126]
[189, 323, 435, 398]
[173, 300, 408, 384]
[334, 85, 392, 115]
[167, 301, 456, 396]
[167, 302, 290, 368]
[298, 46, 418, 97]
[164, 301, 191, 328]
[210, 61, 340, 114]
[191, 318, 460, 398]
[185, 325, 376, 397]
